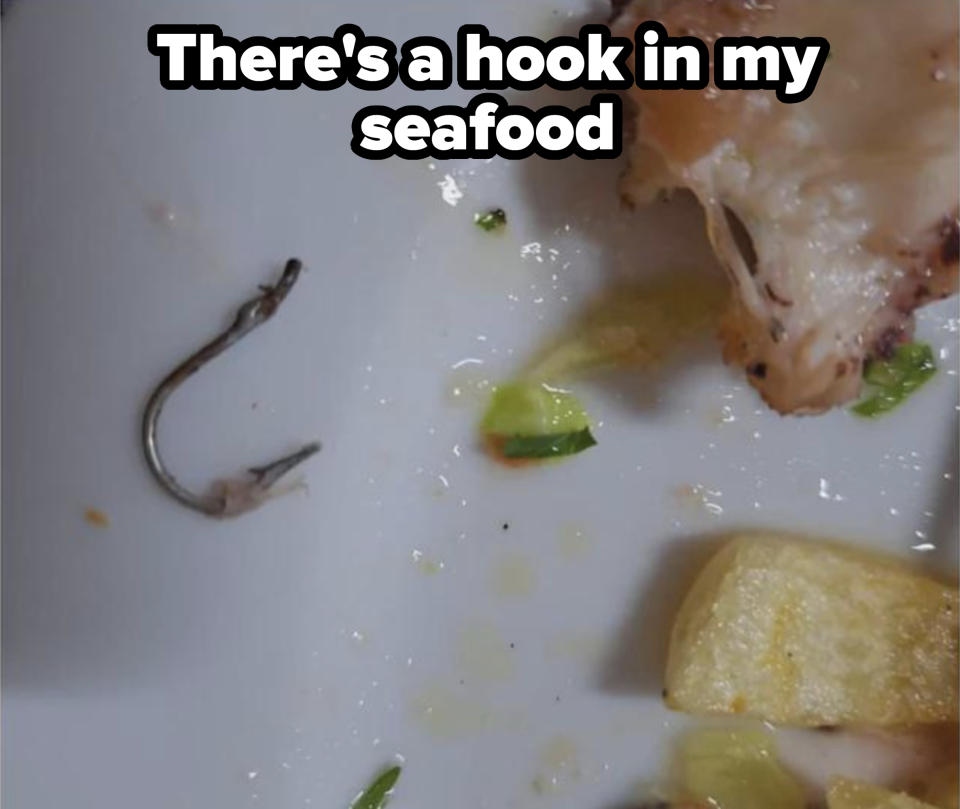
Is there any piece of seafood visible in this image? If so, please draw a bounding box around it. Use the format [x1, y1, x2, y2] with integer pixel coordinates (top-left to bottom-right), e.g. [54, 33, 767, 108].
[613, 0, 959, 413]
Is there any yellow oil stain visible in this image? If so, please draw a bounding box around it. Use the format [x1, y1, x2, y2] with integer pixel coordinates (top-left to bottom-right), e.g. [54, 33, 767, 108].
[411, 549, 445, 575]
[457, 622, 515, 683]
[491, 553, 536, 598]
[410, 686, 494, 738]
[445, 363, 493, 407]
[556, 522, 592, 559]
[545, 632, 605, 664]
[419, 558, 444, 575]
[522, 270, 727, 383]
[673, 483, 724, 517]
[409, 684, 526, 740]
[531, 736, 581, 796]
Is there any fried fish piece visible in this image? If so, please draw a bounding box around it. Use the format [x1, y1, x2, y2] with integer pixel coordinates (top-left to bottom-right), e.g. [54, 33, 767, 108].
[614, 0, 959, 412]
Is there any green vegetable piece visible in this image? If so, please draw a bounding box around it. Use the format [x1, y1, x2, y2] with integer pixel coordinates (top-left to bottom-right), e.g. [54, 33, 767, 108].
[481, 382, 596, 460]
[474, 208, 507, 231]
[852, 342, 936, 418]
[351, 766, 401, 809]
[481, 382, 591, 437]
[679, 729, 805, 809]
[500, 428, 597, 459]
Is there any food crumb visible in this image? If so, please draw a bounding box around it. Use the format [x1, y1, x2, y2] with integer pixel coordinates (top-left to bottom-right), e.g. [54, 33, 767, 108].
[84, 508, 110, 528]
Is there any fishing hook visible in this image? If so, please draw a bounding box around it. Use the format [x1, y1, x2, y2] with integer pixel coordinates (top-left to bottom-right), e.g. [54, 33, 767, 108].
[142, 258, 320, 517]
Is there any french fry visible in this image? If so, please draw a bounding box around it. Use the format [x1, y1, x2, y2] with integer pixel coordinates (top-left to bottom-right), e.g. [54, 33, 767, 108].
[664, 534, 959, 726]
[827, 777, 940, 809]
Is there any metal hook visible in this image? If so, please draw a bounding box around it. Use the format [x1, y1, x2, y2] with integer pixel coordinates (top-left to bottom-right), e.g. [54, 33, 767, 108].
[142, 258, 320, 517]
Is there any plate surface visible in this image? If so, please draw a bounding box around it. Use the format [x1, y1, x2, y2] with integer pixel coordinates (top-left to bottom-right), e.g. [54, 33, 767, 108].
[3, 2, 957, 807]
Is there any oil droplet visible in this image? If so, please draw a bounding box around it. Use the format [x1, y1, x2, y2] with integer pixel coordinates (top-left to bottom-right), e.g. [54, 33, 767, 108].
[556, 522, 592, 559]
[491, 553, 536, 598]
[457, 622, 515, 682]
[446, 364, 493, 407]
[409, 685, 522, 739]
[674, 484, 724, 516]
[546, 632, 604, 663]
[531, 736, 581, 795]
[411, 549, 445, 575]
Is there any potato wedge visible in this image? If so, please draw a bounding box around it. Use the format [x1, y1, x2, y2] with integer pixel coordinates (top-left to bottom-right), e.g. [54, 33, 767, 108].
[827, 777, 940, 809]
[664, 534, 958, 726]
[677, 728, 805, 809]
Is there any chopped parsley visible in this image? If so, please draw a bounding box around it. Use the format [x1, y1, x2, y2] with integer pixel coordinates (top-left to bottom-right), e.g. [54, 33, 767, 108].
[350, 766, 401, 809]
[474, 208, 507, 232]
[851, 342, 937, 418]
[500, 428, 597, 459]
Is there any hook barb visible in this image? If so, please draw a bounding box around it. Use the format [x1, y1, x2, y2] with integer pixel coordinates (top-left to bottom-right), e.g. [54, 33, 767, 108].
[141, 258, 320, 517]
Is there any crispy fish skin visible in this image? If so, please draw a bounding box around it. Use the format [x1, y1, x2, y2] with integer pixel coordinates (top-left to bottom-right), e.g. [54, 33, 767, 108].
[614, 0, 959, 413]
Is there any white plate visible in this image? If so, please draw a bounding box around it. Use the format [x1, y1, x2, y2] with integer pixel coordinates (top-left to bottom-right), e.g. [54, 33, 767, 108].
[3, 1, 957, 807]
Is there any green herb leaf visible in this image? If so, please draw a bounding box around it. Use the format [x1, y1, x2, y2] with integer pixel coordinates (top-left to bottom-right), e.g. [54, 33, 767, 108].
[351, 766, 401, 809]
[474, 208, 507, 232]
[500, 428, 597, 459]
[852, 342, 937, 418]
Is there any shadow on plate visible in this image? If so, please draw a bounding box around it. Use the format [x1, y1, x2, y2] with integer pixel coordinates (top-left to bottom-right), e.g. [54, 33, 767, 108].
[595, 531, 728, 696]
[506, 11, 730, 415]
